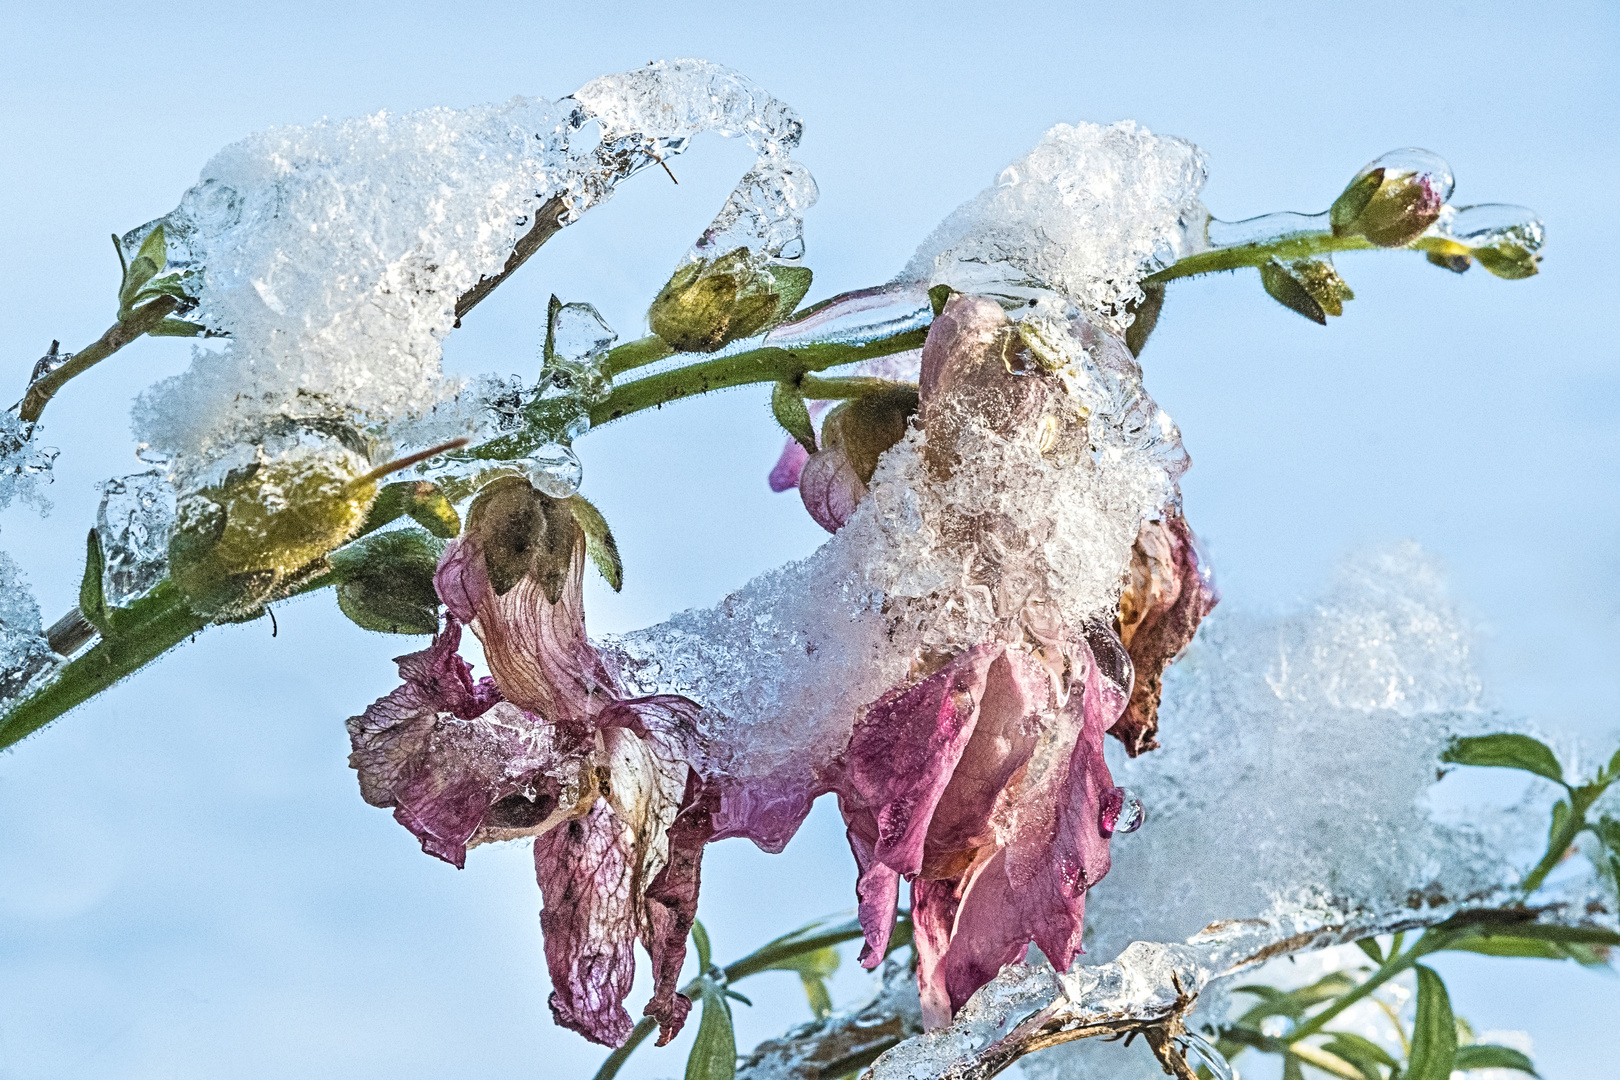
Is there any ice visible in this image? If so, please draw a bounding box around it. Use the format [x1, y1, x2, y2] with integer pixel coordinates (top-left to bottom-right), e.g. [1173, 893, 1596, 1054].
[691, 157, 819, 261]
[0, 552, 55, 705]
[126, 60, 803, 486]
[899, 122, 1208, 335]
[96, 472, 177, 607]
[735, 957, 921, 1080]
[763, 285, 933, 350]
[0, 410, 58, 514]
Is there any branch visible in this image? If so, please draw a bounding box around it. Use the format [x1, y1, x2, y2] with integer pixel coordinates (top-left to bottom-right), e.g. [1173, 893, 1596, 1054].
[19, 296, 178, 422]
[453, 194, 571, 324]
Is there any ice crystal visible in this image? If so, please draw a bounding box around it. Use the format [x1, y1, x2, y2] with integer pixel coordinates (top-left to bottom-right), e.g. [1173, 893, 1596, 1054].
[0, 411, 58, 514]
[96, 472, 177, 607]
[0, 552, 55, 704]
[900, 121, 1208, 335]
[127, 60, 803, 482]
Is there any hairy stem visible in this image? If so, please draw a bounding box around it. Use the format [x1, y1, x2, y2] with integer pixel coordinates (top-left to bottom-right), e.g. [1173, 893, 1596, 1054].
[19, 297, 179, 422]
[1142, 232, 1463, 286]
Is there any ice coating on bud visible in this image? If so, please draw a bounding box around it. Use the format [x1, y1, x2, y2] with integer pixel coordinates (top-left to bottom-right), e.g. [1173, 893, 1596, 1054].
[131, 60, 802, 474]
[648, 249, 806, 353]
[96, 472, 176, 608]
[764, 284, 933, 352]
[692, 157, 819, 262]
[1433, 203, 1544, 279]
[1330, 148, 1453, 248]
[901, 122, 1208, 334]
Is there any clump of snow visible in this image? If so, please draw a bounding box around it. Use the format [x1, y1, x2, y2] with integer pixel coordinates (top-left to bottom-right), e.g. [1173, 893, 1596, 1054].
[0, 412, 58, 514]
[0, 552, 56, 704]
[610, 304, 1182, 789]
[96, 472, 177, 608]
[900, 121, 1208, 335]
[126, 59, 804, 486]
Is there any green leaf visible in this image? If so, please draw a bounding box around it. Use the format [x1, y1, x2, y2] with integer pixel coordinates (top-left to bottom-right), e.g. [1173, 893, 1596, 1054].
[1406, 965, 1457, 1080]
[724, 989, 753, 1007]
[693, 918, 713, 972]
[1472, 923, 1620, 947]
[1607, 746, 1620, 784]
[148, 318, 209, 337]
[771, 380, 817, 454]
[79, 529, 110, 634]
[1323, 1031, 1397, 1069]
[1124, 282, 1165, 357]
[135, 223, 168, 271]
[1234, 973, 1357, 1024]
[757, 943, 840, 1019]
[1330, 168, 1384, 235]
[1441, 935, 1568, 961]
[684, 977, 736, 1080]
[1355, 937, 1385, 965]
[928, 284, 953, 317]
[567, 494, 622, 592]
[119, 256, 161, 314]
[1547, 799, 1572, 851]
[329, 529, 446, 635]
[1453, 1044, 1537, 1075]
[1441, 734, 1565, 785]
[543, 294, 563, 364]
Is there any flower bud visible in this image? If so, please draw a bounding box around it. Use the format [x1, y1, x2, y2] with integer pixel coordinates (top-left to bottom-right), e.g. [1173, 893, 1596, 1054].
[330, 529, 445, 634]
[1330, 149, 1453, 248]
[461, 474, 580, 603]
[1259, 257, 1355, 325]
[647, 248, 811, 353]
[798, 386, 917, 533]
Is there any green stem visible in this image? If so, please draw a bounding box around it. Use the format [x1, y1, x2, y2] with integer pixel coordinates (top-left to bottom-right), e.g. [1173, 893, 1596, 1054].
[1287, 932, 1451, 1044]
[1523, 786, 1600, 893]
[599, 334, 675, 379]
[19, 297, 179, 423]
[1142, 233, 1462, 286]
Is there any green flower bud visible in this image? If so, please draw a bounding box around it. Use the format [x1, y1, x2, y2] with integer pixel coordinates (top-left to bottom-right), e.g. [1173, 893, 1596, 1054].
[1260, 257, 1355, 325]
[1330, 149, 1453, 248]
[819, 385, 919, 484]
[169, 438, 466, 620]
[647, 248, 811, 353]
[330, 529, 446, 634]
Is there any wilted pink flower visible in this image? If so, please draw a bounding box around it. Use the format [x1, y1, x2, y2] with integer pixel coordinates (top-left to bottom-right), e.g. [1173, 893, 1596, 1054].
[349, 477, 722, 1048]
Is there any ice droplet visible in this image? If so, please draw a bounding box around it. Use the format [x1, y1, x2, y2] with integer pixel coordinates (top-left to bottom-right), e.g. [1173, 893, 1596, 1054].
[549, 301, 618, 368]
[521, 446, 583, 498]
[1101, 786, 1145, 834]
[1258, 1015, 1291, 1038]
[763, 284, 932, 350]
[1356, 147, 1455, 204]
[96, 472, 178, 608]
[0, 410, 58, 514]
[29, 342, 70, 386]
[691, 157, 819, 261]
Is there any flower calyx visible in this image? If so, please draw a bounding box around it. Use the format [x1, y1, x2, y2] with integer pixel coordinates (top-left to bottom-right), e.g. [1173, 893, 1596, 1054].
[647, 247, 811, 353]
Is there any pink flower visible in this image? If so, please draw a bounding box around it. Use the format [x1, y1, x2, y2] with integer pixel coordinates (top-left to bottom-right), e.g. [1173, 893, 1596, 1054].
[349, 477, 721, 1048]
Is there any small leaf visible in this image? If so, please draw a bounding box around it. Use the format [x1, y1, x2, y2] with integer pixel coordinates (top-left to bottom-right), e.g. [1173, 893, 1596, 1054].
[1330, 168, 1384, 235]
[1260, 260, 1326, 325]
[1355, 937, 1385, 965]
[928, 284, 954, 317]
[148, 318, 209, 337]
[79, 529, 110, 634]
[543, 294, 563, 365]
[135, 223, 168, 271]
[1607, 746, 1620, 783]
[692, 918, 713, 972]
[1426, 250, 1472, 274]
[1453, 1044, 1538, 1075]
[684, 977, 736, 1080]
[567, 494, 622, 592]
[1323, 1032, 1397, 1070]
[119, 256, 161, 314]
[1441, 734, 1566, 785]
[1441, 935, 1567, 961]
[1406, 964, 1457, 1080]
[364, 481, 461, 539]
[724, 989, 753, 1007]
[797, 975, 833, 1019]
[771, 380, 817, 454]
[1124, 282, 1165, 357]
[1547, 799, 1572, 852]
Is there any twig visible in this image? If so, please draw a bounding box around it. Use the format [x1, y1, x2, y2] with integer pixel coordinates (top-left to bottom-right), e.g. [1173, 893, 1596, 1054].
[19, 297, 178, 422]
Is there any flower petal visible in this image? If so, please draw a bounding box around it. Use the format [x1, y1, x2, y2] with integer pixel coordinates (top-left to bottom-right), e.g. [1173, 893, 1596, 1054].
[798, 445, 868, 533]
[768, 438, 810, 492]
[919, 294, 1046, 478]
[910, 876, 960, 1030]
[1112, 512, 1218, 755]
[535, 801, 640, 1047]
[641, 771, 719, 1045]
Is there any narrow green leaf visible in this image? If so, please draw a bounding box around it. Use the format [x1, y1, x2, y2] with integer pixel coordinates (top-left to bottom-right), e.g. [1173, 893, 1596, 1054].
[1406, 965, 1457, 1080]
[771, 380, 817, 454]
[927, 284, 953, 317]
[724, 989, 753, 1007]
[693, 918, 713, 972]
[1607, 746, 1620, 784]
[1323, 1031, 1398, 1069]
[1282, 1053, 1306, 1080]
[1472, 924, 1620, 947]
[1441, 935, 1566, 961]
[765, 264, 813, 327]
[1453, 1044, 1537, 1075]
[684, 978, 736, 1080]
[148, 318, 209, 337]
[1124, 281, 1165, 357]
[119, 256, 161, 313]
[79, 529, 109, 634]
[1441, 734, 1565, 785]
[567, 494, 622, 592]
[543, 294, 562, 365]
[1547, 799, 1572, 851]
[1355, 937, 1385, 965]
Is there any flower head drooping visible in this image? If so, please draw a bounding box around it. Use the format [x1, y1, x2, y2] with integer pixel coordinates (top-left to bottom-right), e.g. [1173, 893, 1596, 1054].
[349, 476, 721, 1048]
[797, 386, 916, 533]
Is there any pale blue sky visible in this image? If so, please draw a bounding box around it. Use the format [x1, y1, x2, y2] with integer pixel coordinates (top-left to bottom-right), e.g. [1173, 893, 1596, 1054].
[1, 2, 1616, 1077]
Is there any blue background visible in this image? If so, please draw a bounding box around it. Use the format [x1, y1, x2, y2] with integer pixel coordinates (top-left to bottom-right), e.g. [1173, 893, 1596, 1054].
[1, 1, 1615, 1076]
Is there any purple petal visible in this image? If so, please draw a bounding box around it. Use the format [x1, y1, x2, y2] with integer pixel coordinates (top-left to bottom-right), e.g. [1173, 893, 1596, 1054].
[910, 877, 959, 1030]
[347, 623, 574, 868]
[918, 294, 1046, 478]
[1112, 512, 1218, 755]
[535, 802, 639, 1047]
[436, 533, 620, 732]
[768, 438, 810, 492]
[939, 847, 1036, 1016]
[641, 772, 720, 1045]
[797, 445, 868, 533]
[710, 770, 826, 854]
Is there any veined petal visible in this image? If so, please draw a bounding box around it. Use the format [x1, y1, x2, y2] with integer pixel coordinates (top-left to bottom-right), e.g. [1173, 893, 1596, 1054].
[910, 876, 960, 1030]
[798, 445, 867, 533]
[535, 801, 640, 1047]
[641, 772, 719, 1045]
[1112, 511, 1218, 755]
[768, 437, 810, 492]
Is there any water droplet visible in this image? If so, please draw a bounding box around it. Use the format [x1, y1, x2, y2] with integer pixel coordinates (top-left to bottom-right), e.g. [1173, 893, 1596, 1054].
[1175, 1032, 1234, 1080]
[549, 301, 618, 365]
[1360, 148, 1454, 203]
[29, 342, 69, 387]
[521, 445, 583, 498]
[1259, 1015, 1292, 1038]
[777, 236, 805, 261]
[1100, 786, 1145, 834]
